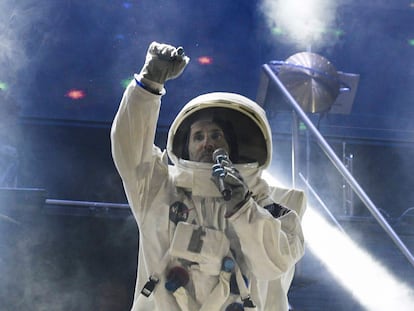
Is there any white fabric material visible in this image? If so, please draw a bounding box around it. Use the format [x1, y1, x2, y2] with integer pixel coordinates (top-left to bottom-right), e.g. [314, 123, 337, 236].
[170, 222, 230, 275]
[111, 81, 306, 311]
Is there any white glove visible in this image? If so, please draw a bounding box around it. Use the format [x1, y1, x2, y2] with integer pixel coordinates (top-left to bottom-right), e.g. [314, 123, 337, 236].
[139, 41, 190, 85]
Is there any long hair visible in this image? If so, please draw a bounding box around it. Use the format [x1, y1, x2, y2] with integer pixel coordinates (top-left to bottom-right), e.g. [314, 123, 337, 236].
[179, 108, 239, 162]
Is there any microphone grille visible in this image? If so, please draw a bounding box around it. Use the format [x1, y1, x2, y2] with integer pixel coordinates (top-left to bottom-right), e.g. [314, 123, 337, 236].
[212, 148, 228, 162]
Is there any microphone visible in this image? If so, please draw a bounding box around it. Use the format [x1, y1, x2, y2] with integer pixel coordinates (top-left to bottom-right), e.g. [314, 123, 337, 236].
[212, 148, 232, 201]
[176, 46, 185, 56]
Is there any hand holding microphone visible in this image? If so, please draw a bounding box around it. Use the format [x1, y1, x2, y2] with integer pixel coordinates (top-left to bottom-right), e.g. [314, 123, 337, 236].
[212, 149, 251, 217]
[212, 148, 233, 201]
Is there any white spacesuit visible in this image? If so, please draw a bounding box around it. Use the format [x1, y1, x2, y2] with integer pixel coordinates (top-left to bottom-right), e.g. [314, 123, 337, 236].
[111, 42, 306, 311]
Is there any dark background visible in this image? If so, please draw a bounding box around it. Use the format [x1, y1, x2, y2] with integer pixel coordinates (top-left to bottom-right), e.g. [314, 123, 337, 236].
[1, 0, 411, 213]
[1, 1, 414, 310]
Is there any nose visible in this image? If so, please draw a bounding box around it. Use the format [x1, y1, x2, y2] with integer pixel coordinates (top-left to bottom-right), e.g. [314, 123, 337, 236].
[202, 136, 214, 150]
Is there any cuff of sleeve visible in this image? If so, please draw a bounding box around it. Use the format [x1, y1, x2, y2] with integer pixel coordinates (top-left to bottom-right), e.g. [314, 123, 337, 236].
[134, 74, 166, 95]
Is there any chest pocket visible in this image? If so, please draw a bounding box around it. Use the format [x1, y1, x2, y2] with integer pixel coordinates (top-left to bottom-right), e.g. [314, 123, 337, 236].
[170, 222, 230, 276]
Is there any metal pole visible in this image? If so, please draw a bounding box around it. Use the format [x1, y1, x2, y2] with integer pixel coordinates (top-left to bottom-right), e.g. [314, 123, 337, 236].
[299, 172, 346, 233]
[292, 111, 299, 188]
[342, 142, 347, 214]
[263, 64, 414, 267]
[45, 199, 130, 209]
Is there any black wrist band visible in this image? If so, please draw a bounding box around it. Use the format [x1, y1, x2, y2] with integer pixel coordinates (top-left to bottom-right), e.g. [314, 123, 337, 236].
[135, 78, 162, 95]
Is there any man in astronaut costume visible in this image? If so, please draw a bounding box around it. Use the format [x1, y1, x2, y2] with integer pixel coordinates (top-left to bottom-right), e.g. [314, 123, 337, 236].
[111, 42, 306, 311]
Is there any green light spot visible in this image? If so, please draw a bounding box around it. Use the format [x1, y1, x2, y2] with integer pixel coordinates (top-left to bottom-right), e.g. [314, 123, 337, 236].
[408, 39, 414, 46]
[333, 29, 344, 37]
[121, 77, 133, 88]
[299, 122, 307, 131]
[271, 27, 284, 36]
[0, 81, 8, 91]
[324, 28, 344, 37]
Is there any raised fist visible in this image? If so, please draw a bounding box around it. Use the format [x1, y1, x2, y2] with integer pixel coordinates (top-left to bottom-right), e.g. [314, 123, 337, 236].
[139, 41, 190, 85]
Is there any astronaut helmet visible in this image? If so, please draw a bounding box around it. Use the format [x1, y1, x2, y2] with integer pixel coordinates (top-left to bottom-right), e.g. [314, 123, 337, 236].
[167, 92, 272, 169]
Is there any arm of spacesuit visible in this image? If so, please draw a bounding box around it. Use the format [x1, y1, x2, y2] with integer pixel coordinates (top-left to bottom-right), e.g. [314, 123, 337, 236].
[211, 157, 305, 279]
[111, 81, 163, 180]
[228, 196, 305, 280]
[111, 42, 189, 180]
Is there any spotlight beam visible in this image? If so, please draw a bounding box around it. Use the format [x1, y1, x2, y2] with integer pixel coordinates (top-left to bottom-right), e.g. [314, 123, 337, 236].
[303, 206, 414, 311]
[262, 63, 414, 267]
[263, 172, 414, 311]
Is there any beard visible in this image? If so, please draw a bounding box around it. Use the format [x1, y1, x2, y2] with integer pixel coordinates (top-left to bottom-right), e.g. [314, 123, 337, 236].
[197, 151, 213, 163]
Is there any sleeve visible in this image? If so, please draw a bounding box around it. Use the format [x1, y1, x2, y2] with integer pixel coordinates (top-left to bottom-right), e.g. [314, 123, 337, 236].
[111, 78, 169, 217]
[110, 77, 163, 181]
[228, 191, 306, 280]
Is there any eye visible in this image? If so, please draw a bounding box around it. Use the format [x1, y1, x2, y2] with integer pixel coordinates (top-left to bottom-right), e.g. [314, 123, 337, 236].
[192, 132, 204, 142]
[211, 131, 223, 140]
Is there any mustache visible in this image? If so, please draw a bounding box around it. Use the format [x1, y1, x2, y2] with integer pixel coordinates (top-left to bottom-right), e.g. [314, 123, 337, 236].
[197, 151, 214, 162]
[199, 153, 212, 160]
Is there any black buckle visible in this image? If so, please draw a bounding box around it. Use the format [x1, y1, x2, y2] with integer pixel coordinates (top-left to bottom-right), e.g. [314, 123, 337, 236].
[242, 295, 256, 308]
[141, 276, 159, 297]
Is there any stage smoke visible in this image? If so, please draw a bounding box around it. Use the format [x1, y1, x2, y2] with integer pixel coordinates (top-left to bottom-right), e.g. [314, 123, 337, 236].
[259, 0, 343, 50]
